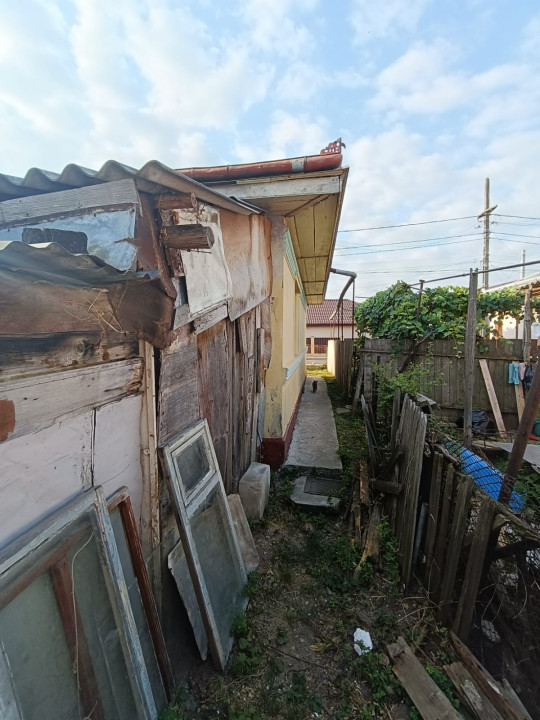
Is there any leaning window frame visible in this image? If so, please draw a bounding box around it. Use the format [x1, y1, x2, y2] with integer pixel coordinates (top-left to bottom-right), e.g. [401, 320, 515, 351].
[161, 419, 247, 671]
[0, 487, 157, 720]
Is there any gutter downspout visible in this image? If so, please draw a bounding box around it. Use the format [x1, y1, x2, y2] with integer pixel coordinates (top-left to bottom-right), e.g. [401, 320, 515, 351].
[329, 268, 357, 340]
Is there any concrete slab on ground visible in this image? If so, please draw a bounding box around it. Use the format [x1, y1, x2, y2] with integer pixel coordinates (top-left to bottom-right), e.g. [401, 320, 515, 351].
[290, 476, 341, 509]
[285, 376, 342, 471]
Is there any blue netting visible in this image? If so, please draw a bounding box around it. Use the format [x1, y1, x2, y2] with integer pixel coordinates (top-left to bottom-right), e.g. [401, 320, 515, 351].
[446, 441, 524, 513]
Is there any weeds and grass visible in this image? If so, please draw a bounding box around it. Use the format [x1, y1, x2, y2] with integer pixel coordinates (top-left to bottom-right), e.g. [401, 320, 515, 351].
[160, 368, 455, 719]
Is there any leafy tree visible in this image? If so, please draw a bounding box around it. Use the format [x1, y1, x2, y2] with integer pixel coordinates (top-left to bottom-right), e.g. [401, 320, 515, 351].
[355, 281, 540, 342]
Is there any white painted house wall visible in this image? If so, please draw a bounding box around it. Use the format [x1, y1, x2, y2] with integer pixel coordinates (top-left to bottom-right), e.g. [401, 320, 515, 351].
[0, 363, 145, 551]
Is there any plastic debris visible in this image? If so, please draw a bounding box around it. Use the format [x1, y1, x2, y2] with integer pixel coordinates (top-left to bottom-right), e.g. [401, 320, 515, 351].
[353, 628, 373, 656]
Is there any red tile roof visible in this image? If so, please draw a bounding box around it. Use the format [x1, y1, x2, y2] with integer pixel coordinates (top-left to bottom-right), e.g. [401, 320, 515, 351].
[306, 299, 356, 325]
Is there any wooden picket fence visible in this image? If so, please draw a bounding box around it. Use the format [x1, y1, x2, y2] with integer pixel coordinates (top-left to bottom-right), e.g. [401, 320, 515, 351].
[374, 395, 540, 662]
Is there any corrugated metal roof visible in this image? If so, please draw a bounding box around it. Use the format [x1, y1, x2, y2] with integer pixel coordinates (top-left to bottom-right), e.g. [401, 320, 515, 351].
[0, 160, 261, 216]
[0, 241, 159, 288]
[306, 298, 356, 325]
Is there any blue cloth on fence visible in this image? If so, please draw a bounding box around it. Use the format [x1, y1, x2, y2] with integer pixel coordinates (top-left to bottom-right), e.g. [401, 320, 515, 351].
[508, 362, 520, 385]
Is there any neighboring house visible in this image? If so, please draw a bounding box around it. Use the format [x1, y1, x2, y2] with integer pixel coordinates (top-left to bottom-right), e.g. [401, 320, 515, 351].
[0, 146, 348, 714]
[180, 141, 348, 467]
[484, 273, 540, 340]
[306, 298, 357, 355]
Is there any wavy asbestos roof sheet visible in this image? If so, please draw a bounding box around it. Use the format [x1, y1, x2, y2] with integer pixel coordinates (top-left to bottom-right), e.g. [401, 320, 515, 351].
[0, 160, 261, 216]
[0, 240, 159, 288]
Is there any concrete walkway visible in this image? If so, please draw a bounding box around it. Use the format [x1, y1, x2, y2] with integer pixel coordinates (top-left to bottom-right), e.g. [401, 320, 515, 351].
[284, 375, 342, 471]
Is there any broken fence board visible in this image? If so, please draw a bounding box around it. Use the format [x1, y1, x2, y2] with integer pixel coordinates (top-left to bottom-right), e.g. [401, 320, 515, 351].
[429, 464, 455, 598]
[424, 452, 444, 584]
[453, 496, 495, 641]
[397, 399, 427, 586]
[387, 636, 462, 720]
[444, 662, 503, 720]
[439, 475, 474, 623]
[478, 359, 507, 437]
[450, 633, 529, 720]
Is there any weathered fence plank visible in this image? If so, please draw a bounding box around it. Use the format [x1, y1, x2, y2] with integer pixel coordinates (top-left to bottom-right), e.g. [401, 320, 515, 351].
[453, 496, 495, 641]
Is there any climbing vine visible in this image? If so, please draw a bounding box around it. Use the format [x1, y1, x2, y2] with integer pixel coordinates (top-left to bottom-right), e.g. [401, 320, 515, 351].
[355, 281, 540, 343]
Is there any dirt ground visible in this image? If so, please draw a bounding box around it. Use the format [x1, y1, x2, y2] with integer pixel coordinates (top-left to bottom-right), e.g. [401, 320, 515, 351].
[162, 377, 460, 720]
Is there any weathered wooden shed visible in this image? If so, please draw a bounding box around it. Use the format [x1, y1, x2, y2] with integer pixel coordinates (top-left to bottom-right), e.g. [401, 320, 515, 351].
[0, 160, 272, 716]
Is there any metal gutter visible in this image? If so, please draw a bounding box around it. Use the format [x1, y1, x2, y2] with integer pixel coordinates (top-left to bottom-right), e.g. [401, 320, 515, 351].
[178, 152, 343, 183]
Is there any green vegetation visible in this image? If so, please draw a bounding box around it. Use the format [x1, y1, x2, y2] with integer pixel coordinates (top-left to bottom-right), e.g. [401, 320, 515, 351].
[355, 280, 540, 344]
[160, 364, 459, 719]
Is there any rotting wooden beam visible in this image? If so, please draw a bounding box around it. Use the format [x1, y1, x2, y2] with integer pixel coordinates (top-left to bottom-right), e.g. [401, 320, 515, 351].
[450, 633, 529, 720]
[156, 192, 197, 211]
[0, 179, 139, 228]
[444, 662, 504, 720]
[160, 223, 214, 250]
[478, 358, 507, 437]
[387, 636, 462, 720]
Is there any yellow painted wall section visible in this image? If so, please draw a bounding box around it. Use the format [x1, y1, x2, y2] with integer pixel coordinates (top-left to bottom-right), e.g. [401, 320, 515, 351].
[263, 219, 286, 438]
[282, 260, 296, 367]
[281, 355, 306, 432]
[264, 217, 307, 440]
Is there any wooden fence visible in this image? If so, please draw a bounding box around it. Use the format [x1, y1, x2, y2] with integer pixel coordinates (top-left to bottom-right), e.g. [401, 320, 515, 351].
[360, 338, 537, 429]
[373, 394, 540, 711]
[327, 339, 353, 399]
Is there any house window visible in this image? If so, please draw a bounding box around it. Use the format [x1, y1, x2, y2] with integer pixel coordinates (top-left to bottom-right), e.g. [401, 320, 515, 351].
[0, 489, 157, 719]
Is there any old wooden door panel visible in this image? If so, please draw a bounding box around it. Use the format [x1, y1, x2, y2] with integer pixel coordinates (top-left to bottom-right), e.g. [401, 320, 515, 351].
[196, 319, 232, 487]
[94, 395, 144, 529]
[0, 359, 143, 443]
[0, 412, 93, 550]
[158, 334, 200, 446]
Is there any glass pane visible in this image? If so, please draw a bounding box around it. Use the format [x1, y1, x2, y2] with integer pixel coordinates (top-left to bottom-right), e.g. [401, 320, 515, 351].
[174, 435, 211, 495]
[110, 508, 167, 712]
[190, 487, 245, 650]
[67, 528, 139, 720]
[0, 571, 80, 719]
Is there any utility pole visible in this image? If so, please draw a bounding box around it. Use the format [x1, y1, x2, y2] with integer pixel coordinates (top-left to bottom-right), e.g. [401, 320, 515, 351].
[478, 178, 498, 289]
[463, 269, 479, 448]
[521, 249, 526, 279]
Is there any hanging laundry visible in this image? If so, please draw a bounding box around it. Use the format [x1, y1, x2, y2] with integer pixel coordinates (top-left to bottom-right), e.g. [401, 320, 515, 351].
[524, 364, 534, 390]
[508, 362, 520, 384]
[519, 361, 527, 381]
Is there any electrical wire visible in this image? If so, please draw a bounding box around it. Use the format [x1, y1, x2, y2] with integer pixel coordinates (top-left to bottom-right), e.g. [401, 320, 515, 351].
[335, 235, 483, 257]
[494, 214, 540, 221]
[336, 215, 477, 232]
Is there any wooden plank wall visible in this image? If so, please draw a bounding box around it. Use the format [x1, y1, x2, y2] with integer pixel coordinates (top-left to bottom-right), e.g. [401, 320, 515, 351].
[159, 306, 265, 495]
[330, 339, 353, 399]
[360, 338, 534, 421]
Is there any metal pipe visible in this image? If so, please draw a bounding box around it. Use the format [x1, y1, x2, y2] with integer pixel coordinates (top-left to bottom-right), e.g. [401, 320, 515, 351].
[328, 267, 357, 324]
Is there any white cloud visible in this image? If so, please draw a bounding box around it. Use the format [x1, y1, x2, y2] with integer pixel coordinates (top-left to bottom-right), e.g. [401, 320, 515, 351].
[242, 0, 318, 57]
[350, 0, 431, 42]
[234, 111, 329, 162]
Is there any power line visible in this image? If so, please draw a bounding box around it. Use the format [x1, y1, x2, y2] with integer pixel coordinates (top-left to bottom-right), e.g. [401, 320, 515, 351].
[335, 235, 482, 257]
[336, 215, 477, 232]
[495, 213, 540, 221]
[409, 258, 540, 287]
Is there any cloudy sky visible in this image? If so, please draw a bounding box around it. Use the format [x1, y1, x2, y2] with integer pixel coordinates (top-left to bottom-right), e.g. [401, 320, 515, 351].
[2, 0, 540, 299]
